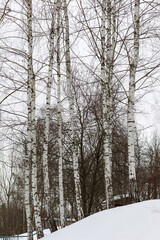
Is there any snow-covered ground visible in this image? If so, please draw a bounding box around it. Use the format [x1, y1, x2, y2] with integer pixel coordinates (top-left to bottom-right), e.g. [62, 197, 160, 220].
[41, 200, 160, 240]
[17, 228, 50, 240]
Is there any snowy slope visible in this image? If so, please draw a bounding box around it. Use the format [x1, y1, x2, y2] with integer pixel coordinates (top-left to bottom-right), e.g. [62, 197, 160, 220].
[41, 200, 160, 240]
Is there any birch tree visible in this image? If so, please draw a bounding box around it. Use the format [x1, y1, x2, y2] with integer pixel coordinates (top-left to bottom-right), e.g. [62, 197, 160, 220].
[76, 0, 119, 208]
[63, 0, 84, 220]
[26, 0, 43, 238]
[127, 0, 140, 202]
[56, 0, 65, 228]
[42, 0, 57, 232]
[25, 99, 33, 240]
[101, 0, 117, 209]
[25, 1, 34, 239]
[0, 3, 33, 238]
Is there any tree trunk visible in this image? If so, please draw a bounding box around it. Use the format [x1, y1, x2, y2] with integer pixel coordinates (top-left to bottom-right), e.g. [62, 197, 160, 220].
[42, 2, 57, 233]
[27, 0, 44, 238]
[56, 0, 65, 228]
[63, 0, 84, 220]
[101, 0, 114, 209]
[127, 0, 140, 203]
[25, 36, 33, 240]
[25, 142, 33, 240]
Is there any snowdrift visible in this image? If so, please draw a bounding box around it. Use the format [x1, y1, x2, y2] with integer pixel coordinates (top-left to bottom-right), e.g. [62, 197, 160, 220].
[42, 200, 160, 240]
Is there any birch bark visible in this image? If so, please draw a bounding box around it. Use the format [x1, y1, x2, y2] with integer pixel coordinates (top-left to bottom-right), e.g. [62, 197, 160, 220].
[25, 114, 33, 240]
[101, 0, 114, 209]
[127, 0, 140, 202]
[42, 2, 57, 232]
[56, 0, 65, 228]
[27, 0, 43, 238]
[25, 155, 33, 240]
[63, 0, 84, 220]
[25, 37, 33, 240]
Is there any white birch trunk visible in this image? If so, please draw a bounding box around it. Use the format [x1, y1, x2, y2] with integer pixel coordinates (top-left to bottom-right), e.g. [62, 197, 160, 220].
[25, 153, 33, 240]
[42, 2, 57, 232]
[101, 0, 114, 209]
[25, 44, 33, 240]
[27, 0, 43, 238]
[127, 0, 140, 202]
[25, 109, 33, 240]
[56, 0, 65, 228]
[63, 0, 84, 220]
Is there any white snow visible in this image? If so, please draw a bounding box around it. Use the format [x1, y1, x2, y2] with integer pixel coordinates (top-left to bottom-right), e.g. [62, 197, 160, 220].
[41, 200, 160, 240]
[17, 229, 50, 240]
